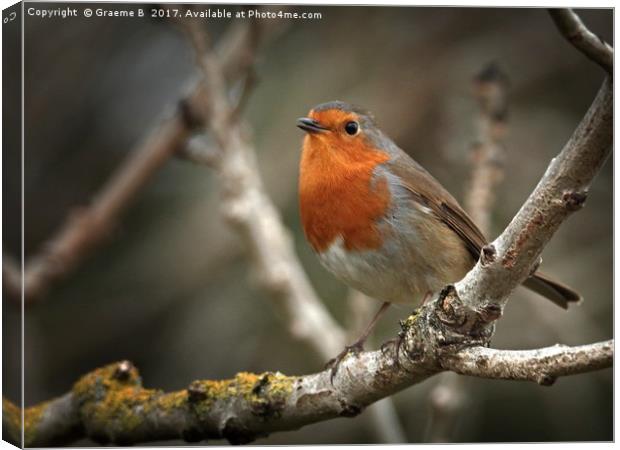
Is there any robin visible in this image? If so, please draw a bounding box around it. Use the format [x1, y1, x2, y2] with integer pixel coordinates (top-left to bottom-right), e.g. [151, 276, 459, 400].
[297, 101, 580, 373]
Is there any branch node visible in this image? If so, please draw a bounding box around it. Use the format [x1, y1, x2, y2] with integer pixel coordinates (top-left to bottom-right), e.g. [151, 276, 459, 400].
[562, 189, 588, 211]
[436, 285, 467, 328]
[478, 303, 502, 323]
[529, 257, 543, 277]
[338, 399, 363, 418]
[222, 198, 250, 226]
[433, 286, 496, 347]
[536, 373, 557, 386]
[480, 244, 497, 266]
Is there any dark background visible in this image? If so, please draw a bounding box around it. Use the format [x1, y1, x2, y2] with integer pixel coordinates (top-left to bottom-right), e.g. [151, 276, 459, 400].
[3, 4, 613, 444]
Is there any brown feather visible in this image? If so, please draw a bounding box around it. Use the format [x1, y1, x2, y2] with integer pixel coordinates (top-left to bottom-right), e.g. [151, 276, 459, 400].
[385, 153, 581, 308]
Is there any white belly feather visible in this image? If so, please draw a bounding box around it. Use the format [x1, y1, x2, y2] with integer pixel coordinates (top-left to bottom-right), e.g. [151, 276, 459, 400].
[317, 235, 426, 305]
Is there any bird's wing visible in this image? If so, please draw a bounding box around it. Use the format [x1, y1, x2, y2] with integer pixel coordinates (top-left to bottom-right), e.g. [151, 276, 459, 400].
[385, 151, 487, 261]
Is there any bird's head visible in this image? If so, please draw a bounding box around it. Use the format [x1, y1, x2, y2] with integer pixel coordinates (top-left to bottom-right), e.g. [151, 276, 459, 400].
[297, 101, 385, 163]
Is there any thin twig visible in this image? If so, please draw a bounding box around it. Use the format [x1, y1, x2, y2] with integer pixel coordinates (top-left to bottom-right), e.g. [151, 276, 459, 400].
[549, 9, 613, 73]
[444, 340, 613, 384]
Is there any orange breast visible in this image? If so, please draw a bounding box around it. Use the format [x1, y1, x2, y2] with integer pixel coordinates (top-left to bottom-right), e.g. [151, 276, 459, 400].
[299, 135, 391, 252]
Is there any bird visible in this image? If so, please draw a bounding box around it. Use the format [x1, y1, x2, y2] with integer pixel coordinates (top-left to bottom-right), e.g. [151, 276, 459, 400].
[296, 100, 581, 374]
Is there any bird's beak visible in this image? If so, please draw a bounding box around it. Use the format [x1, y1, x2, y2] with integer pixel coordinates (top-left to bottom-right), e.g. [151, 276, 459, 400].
[297, 117, 328, 134]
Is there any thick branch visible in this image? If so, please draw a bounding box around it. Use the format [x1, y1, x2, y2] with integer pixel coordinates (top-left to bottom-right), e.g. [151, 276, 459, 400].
[4, 337, 611, 446]
[549, 9, 613, 73]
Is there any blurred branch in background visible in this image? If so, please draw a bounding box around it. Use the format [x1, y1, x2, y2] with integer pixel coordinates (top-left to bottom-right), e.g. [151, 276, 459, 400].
[425, 62, 510, 443]
[180, 11, 406, 442]
[464, 63, 508, 235]
[181, 6, 345, 365]
[12, 116, 191, 304]
[2, 17, 283, 305]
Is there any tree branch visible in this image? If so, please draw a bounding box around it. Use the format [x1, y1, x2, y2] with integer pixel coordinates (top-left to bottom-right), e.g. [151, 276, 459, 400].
[453, 75, 611, 323]
[3, 337, 611, 446]
[549, 9, 613, 73]
[444, 340, 613, 385]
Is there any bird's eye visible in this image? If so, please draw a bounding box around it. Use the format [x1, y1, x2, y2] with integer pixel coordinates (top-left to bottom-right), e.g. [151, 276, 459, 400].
[344, 121, 359, 135]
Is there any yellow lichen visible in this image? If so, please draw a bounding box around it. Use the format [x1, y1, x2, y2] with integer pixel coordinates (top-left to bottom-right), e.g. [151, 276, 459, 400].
[400, 311, 419, 330]
[188, 371, 295, 421]
[69, 362, 297, 443]
[3, 398, 21, 445]
[23, 399, 53, 446]
[72, 361, 155, 443]
[155, 391, 188, 411]
[1, 396, 57, 447]
[73, 361, 141, 402]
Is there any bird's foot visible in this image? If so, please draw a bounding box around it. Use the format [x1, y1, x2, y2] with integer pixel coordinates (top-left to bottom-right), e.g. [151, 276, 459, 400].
[325, 341, 365, 384]
[380, 332, 406, 369]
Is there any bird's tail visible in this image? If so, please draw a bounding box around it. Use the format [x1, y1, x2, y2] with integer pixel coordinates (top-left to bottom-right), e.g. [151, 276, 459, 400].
[523, 271, 582, 309]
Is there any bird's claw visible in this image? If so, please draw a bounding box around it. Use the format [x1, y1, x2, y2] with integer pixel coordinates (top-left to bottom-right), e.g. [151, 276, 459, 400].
[326, 342, 365, 384]
[380, 335, 405, 369]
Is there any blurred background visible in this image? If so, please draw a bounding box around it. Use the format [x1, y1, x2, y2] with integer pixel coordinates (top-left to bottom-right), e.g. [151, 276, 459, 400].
[3, 4, 612, 444]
